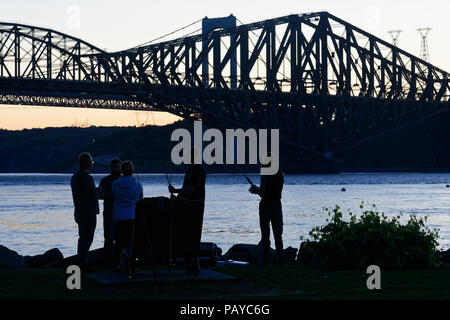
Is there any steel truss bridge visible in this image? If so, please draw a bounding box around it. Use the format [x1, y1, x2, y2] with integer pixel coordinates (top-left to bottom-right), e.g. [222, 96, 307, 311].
[1, 12, 449, 158]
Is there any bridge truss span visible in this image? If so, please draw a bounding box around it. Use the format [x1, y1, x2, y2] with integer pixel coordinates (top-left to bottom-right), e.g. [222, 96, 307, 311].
[1, 12, 449, 156]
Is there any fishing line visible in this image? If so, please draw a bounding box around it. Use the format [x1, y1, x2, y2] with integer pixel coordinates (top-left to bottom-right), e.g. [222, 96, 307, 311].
[130, 135, 141, 184]
[235, 164, 255, 186]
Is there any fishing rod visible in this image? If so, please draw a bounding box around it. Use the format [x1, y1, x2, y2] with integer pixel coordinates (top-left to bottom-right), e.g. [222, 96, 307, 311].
[126, 135, 140, 279]
[130, 135, 141, 184]
[165, 163, 176, 197]
[166, 172, 172, 189]
[162, 164, 174, 282]
[235, 165, 256, 186]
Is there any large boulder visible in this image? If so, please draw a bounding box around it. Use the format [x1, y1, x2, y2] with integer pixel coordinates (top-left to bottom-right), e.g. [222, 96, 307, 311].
[46, 248, 105, 269]
[221, 244, 277, 266]
[284, 246, 298, 265]
[438, 249, 450, 263]
[221, 244, 299, 266]
[24, 248, 64, 269]
[297, 242, 323, 267]
[0, 245, 27, 269]
[198, 242, 223, 266]
[297, 242, 313, 264]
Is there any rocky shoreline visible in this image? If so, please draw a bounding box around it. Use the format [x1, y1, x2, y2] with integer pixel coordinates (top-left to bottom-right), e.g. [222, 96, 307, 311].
[0, 245, 64, 269]
[1, 243, 449, 270]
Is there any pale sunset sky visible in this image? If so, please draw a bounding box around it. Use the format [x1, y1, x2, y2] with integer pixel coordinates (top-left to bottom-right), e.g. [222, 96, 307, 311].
[1, 0, 449, 130]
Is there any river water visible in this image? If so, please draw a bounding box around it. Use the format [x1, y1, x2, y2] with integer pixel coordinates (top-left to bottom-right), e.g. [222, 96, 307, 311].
[0, 173, 449, 257]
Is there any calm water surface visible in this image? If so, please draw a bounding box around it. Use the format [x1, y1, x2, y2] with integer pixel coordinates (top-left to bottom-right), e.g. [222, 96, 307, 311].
[1, 173, 449, 257]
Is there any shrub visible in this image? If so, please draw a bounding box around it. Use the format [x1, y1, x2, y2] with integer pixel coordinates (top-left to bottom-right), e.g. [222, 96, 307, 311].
[303, 203, 440, 270]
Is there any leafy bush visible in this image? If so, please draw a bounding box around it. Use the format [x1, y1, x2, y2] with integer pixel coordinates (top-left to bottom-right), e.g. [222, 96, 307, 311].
[303, 203, 440, 270]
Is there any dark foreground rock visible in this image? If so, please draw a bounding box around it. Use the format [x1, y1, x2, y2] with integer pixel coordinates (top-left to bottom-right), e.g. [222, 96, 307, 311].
[221, 244, 298, 266]
[284, 246, 299, 265]
[297, 242, 314, 264]
[24, 248, 64, 269]
[0, 245, 27, 269]
[199, 242, 222, 258]
[46, 248, 105, 269]
[297, 242, 322, 266]
[438, 249, 450, 263]
[221, 244, 273, 266]
[47, 242, 223, 269]
[199, 242, 223, 266]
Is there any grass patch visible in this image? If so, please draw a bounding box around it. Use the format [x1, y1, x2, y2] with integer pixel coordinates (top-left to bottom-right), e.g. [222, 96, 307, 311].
[1, 264, 449, 300]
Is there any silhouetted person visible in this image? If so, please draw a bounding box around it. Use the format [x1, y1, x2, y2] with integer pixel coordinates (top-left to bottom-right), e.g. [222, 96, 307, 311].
[169, 147, 206, 275]
[70, 152, 99, 272]
[98, 158, 122, 267]
[249, 166, 284, 265]
[112, 161, 143, 269]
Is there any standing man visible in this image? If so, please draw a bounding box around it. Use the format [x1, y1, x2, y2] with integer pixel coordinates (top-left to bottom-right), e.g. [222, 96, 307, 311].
[98, 158, 122, 268]
[249, 166, 285, 265]
[70, 152, 99, 272]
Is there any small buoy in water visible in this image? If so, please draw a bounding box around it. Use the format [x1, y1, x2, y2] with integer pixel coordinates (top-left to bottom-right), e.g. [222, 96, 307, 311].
[341, 188, 346, 192]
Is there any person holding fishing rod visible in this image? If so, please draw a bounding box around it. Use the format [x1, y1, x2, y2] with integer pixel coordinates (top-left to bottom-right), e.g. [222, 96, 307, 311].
[168, 147, 206, 276]
[111, 160, 143, 272]
[248, 157, 285, 266]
